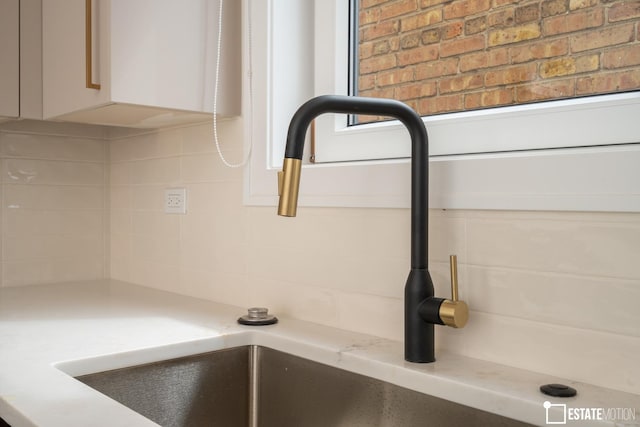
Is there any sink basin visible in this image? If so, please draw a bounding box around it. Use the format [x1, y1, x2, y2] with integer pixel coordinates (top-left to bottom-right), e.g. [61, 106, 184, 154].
[76, 346, 535, 427]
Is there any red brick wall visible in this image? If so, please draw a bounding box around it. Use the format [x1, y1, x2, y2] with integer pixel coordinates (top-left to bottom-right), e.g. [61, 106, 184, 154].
[357, 0, 640, 118]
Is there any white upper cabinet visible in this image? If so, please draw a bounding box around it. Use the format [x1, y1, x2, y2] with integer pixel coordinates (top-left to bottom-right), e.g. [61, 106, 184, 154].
[42, 0, 240, 128]
[0, 0, 20, 119]
[0, 0, 41, 122]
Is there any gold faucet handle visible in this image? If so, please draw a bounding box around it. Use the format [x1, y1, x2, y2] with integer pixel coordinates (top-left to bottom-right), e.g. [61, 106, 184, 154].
[439, 255, 469, 328]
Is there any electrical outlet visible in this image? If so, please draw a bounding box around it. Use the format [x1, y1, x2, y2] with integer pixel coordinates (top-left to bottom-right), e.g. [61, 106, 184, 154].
[164, 188, 187, 214]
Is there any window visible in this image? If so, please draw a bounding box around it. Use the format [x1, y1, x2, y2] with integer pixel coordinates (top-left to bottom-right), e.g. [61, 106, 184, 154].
[313, 0, 640, 163]
[245, 0, 640, 212]
[355, 0, 640, 120]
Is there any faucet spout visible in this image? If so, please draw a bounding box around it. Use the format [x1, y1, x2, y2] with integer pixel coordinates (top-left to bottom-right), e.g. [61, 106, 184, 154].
[279, 95, 429, 270]
[278, 95, 465, 363]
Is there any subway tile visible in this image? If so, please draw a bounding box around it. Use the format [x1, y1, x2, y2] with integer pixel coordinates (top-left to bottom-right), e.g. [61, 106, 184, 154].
[110, 128, 182, 162]
[185, 181, 243, 213]
[131, 234, 180, 266]
[2, 260, 47, 287]
[110, 232, 132, 263]
[247, 278, 342, 328]
[110, 232, 133, 283]
[436, 311, 640, 395]
[0, 132, 105, 162]
[2, 257, 104, 287]
[127, 129, 183, 161]
[3, 234, 103, 261]
[129, 260, 180, 294]
[249, 206, 367, 255]
[180, 153, 243, 183]
[300, 209, 374, 259]
[179, 238, 230, 274]
[50, 257, 105, 283]
[0, 119, 108, 138]
[210, 206, 249, 244]
[465, 209, 640, 224]
[181, 210, 216, 240]
[361, 209, 411, 261]
[181, 213, 249, 274]
[179, 268, 249, 307]
[3, 159, 104, 186]
[130, 185, 164, 211]
[181, 183, 216, 212]
[428, 211, 466, 263]
[248, 206, 313, 249]
[465, 266, 640, 337]
[130, 212, 180, 264]
[335, 291, 404, 341]
[109, 138, 134, 164]
[109, 162, 130, 186]
[110, 186, 132, 211]
[127, 157, 180, 185]
[109, 255, 131, 283]
[180, 153, 218, 183]
[180, 122, 216, 154]
[466, 216, 640, 280]
[3, 209, 103, 237]
[4, 184, 104, 210]
[181, 118, 244, 156]
[131, 212, 179, 239]
[247, 241, 406, 299]
[0, 127, 108, 288]
[247, 278, 403, 341]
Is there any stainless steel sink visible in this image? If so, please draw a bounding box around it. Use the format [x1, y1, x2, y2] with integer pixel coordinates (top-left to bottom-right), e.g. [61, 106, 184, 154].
[76, 346, 535, 427]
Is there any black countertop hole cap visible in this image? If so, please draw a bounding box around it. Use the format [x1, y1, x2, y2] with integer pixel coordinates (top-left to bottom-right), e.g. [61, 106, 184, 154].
[540, 383, 577, 397]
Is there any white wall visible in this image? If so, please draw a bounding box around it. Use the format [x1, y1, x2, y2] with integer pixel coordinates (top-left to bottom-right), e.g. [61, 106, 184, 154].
[109, 119, 640, 395]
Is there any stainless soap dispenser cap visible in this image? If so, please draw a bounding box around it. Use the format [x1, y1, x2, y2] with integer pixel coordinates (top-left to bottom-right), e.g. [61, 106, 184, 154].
[238, 307, 278, 326]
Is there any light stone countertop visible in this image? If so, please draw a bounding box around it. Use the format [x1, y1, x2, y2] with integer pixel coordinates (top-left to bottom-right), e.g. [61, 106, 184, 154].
[0, 280, 638, 427]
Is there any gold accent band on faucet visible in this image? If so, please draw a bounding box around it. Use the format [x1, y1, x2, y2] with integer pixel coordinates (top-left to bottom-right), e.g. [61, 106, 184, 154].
[277, 158, 302, 217]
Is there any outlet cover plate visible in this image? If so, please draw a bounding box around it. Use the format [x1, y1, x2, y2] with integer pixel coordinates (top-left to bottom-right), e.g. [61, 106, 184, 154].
[164, 188, 187, 214]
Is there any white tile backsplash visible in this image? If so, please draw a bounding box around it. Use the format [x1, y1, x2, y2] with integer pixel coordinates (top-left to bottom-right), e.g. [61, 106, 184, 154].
[1, 119, 638, 396]
[0, 123, 108, 287]
[127, 157, 181, 186]
[466, 214, 640, 279]
[0, 132, 105, 162]
[3, 159, 104, 185]
[107, 120, 639, 395]
[436, 310, 640, 395]
[3, 184, 104, 210]
[465, 266, 640, 337]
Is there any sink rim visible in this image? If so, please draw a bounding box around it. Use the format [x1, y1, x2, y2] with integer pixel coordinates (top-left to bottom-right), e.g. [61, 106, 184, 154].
[74, 344, 538, 427]
[52, 330, 561, 427]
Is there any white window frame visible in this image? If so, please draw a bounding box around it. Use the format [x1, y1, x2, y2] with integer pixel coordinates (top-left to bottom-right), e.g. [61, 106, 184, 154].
[244, 0, 640, 212]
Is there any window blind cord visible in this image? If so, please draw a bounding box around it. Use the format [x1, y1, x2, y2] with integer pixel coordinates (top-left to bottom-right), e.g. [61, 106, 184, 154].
[214, 0, 253, 168]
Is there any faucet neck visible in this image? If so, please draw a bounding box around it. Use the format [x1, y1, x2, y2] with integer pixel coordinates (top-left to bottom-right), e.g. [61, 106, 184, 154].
[282, 95, 429, 269]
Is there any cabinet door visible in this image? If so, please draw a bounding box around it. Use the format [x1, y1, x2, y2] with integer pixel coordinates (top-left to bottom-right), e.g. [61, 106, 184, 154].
[20, 0, 43, 120]
[110, 0, 211, 112]
[42, 0, 110, 119]
[42, 0, 239, 125]
[0, 0, 20, 118]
